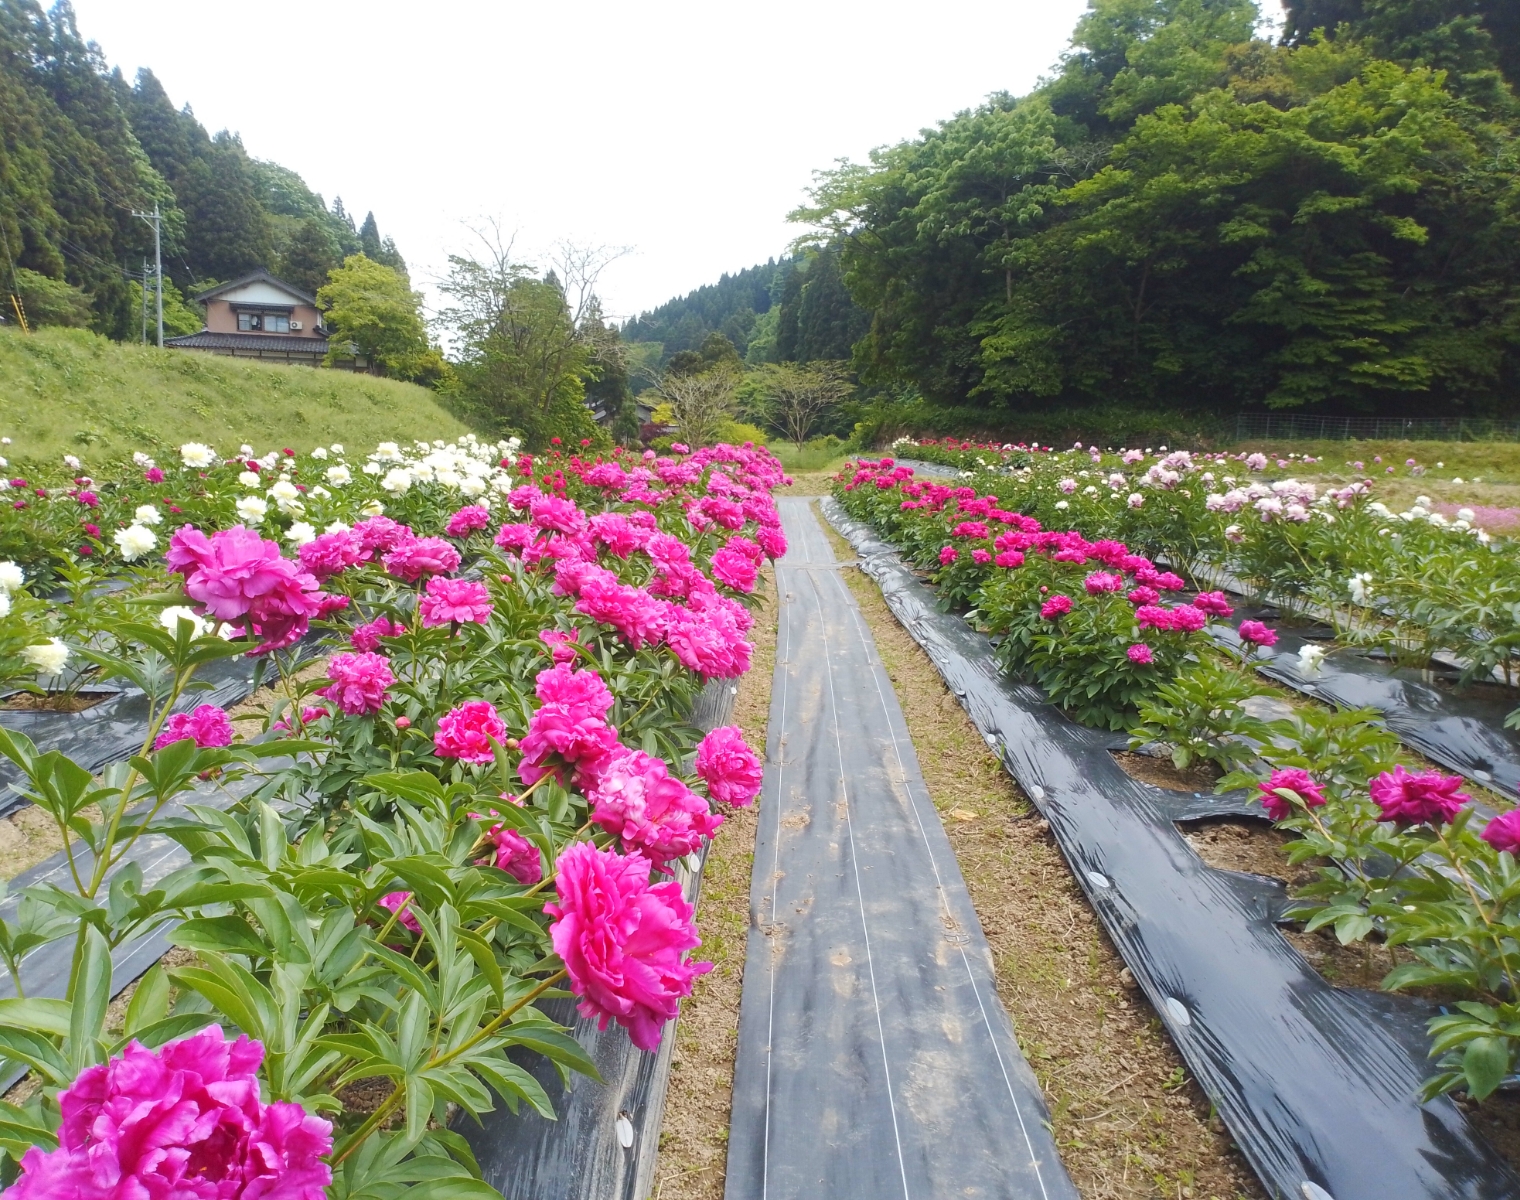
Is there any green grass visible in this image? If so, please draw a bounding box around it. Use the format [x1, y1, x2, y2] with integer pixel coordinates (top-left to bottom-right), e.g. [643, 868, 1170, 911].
[0, 326, 471, 465]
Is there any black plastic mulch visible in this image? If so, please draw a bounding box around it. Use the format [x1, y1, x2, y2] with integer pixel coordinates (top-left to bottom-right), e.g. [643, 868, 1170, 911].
[824, 496, 1520, 1200]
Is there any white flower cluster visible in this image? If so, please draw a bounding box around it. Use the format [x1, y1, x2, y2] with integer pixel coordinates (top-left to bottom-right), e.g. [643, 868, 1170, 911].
[359, 434, 521, 500]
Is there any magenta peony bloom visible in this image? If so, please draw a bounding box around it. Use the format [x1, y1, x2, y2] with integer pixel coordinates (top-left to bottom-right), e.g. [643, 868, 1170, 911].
[154, 704, 234, 751]
[166, 526, 322, 654]
[351, 515, 411, 557]
[434, 700, 508, 764]
[445, 505, 492, 538]
[349, 615, 406, 653]
[297, 530, 364, 580]
[419, 576, 494, 627]
[995, 550, 1025, 569]
[1135, 604, 1174, 631]
[9, 1026, 331, 1200]
[529, 493, 587, 536]
[535, 662, 614, 714]
[1127, 586, 1160, 606]
[315, 651, 394, 715]
[1257, 768, 1328, 821]
[710, 547, 758, 592]
[1481, 810, 1520, 856]
[1040, 594, 1072, 619]
[589, 748, 722, 866]
[576, 578, 667, 649]
[695, 726, 763, 806]
[1192, 591, 1234, 617]
[144, 467, 165, 483]
[756, 526, 787, 560]
[939, 545, 958, 566]
[1370, 766, 1470, 826]
[383, 536, 461, 582]
[518, 671, 621, 787]
[971, 548, 992, 565]
[482, 824, 543, 884]
[1084, 571, 1125, 594]
[1238, 619, 1278, 646]
[539, 629, 581, 664]
[546, 841, 711, 1052]
[1167, 604, 1208, 633]
[378, 891, 422, 933]
[1126, 643, 1154, 665]
[664, 603, 752, 681]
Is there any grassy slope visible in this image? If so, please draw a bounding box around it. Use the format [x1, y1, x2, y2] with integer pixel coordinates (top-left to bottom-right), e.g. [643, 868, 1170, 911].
[0, 327, 470, 464]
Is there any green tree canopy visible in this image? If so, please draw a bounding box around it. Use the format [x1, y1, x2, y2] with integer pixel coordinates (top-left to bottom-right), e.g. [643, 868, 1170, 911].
[317, 254, 429, 378]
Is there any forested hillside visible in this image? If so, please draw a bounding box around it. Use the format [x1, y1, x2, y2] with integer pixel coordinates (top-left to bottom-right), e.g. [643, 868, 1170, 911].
[788, 0, 1520, 432]
[0, 0, 404, 338]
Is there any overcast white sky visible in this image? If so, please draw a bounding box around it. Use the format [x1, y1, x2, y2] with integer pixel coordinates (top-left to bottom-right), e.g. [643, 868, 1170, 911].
[71, 0, 1092, 322]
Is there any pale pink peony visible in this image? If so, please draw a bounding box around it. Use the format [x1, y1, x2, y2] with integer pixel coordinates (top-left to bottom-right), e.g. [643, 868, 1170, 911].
[9, 1025, 331, 1200]
[545, 841, 711, 1052]
[383, 537, 461, 582]
[154, 704, 234, 751]
[316, 652, 394, 715]
[695, 726, 763, 806]
[1257, 768, 1328, 821]
[445, 505, 491, 538]
[419, 576, 494, 627]
[434, 700, 508, 764]
[1370, 766, 1470, 826]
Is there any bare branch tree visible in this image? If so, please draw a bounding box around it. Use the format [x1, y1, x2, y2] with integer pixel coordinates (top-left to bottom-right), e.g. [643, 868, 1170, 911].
[652, 365, 739, 448]
[751, 360, 853, 448]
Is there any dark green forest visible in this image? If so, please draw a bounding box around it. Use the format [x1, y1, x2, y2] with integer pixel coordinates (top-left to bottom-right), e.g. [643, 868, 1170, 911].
[785, 0, 1520, 431]
[0, 0, 405, 338]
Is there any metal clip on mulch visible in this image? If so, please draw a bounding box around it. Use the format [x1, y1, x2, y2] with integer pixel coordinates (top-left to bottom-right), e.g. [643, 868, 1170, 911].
[452, 678, 736, 1200]
[821, 496, 1520, 1200]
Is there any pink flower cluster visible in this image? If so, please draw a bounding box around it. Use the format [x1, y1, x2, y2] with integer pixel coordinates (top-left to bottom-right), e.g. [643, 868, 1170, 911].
[545, 841, 710, 1052]
[9, 1026, 331, 1200]
[167, 526, 324, 654]
[154, 704, 234, 751]
[316, 651, 394, 715]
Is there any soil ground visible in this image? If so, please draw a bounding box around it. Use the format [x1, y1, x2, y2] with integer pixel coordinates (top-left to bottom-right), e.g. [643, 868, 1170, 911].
[808, 495, 1263, 1200]
[654, 565, 776, 1200]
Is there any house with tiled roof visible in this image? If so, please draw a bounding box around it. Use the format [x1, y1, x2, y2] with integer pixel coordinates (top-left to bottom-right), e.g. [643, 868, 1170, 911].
[165, 270, 366, 369]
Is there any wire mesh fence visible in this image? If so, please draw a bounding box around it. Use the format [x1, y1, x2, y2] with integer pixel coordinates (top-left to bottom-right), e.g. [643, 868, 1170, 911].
[1234, 413, 1520, 443]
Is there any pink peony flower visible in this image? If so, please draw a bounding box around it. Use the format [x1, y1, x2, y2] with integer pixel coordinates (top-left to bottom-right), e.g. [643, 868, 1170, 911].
[1238, 619, 1277, 646]
[971, 548, 992, 565]
[664, 603, 752, 681]
[350, 615, 406, 652]
[434, 700, 508, 764]
[576, 578, 667, 649]
[1167, 604, 1208, 633]
[1135, 604, 1174, 631]
[445, 505, 492, 538]
[154, 704, 234, 751]
[383, 537, 461, 582]
[1192, 591, 1234, 617]
[1040, 594, 1072, 619]
[530, 493, 587, 536]
[995, 550, 1025, 569]
[378, 891, 422, 933]
[419, 576, 494, 627]
[1257, 768, 1328, 821]
[589, 747, 723, 866]
[9, 1026, 331, 1200]
[351, 515, 411, 557]
[535, 662, 614, 714]
[756, 526, 787, 560]
[939, 545, 959, 566]
[546, 841, 711, 1052]
[1127, 586, 1160, 606]
[1481, 810, 1520, 856]
[539, 628, 581, 664]
[144, 467, 164, 483]
[1370, 766, 1470, 826]
[1126, 643, 1154, 665]
[481, 824, 543, 884]
[1084, 571, 1125, 594]
[695, 726, 763, 806]
[710, 547, 758, 592]
[297, 531, 363, 580]
[315, 652, 394, 715]
[166, 526, 322, 654]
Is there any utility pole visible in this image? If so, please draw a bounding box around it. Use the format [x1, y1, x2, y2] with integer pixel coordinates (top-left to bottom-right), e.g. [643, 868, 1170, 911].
[140, 258, 149, 343]
[132, 204, 163, 347]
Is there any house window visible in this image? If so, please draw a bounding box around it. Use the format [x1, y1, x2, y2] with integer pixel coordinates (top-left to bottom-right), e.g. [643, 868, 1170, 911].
[265, 314, 290, 333]
[236, 312, 291, 333]
[237, 312, 261, 331]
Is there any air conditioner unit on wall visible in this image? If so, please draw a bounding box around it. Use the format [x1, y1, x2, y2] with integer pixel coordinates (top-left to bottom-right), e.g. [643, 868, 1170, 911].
[289, 320, 303, 331]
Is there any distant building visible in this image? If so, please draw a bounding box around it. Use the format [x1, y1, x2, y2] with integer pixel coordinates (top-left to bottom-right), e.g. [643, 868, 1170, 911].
[165, 270, 365, 369]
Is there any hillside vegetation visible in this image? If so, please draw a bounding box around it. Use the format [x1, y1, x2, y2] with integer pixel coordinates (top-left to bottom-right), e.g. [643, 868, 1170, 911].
[0, 327, 469, 463]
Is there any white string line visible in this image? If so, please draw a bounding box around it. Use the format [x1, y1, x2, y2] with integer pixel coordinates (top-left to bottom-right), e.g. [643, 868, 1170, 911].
[805, 529, 913, 1200]
[827, 549, 1054, 1200]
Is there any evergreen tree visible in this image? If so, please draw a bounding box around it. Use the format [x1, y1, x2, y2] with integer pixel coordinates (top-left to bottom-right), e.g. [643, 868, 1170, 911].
[176, 132, 273, 281]
[772, 263, 804, 362]
[278, 217, 339, 297]
[795, 244, 870, 362]
[359, 211, 382, 259]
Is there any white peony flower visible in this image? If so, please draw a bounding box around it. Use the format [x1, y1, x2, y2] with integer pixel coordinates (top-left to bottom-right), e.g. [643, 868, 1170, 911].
[380, 468, 413, 495]
[1055, 500, 1070, 510]
[22, 638, 70, 675]
[63, 454, 81, 470]
[459, 476, 487, 497]
[309, 447, 329, 460]
[325, 464, 352, 487]
[1127, 493, 1144, 509]
[159, 605, 209, 637]
[113, 524, 158, 561]
[240, 444, 255, 457]
[236, 496, 269, 523]
[330, 443, 344, 455]
[1348, 572, 1374, 605]
[180, 443, 216, 468]
[268, 479, 300, 502]
[238, 471, 261, 487]
[285, 521, 317, 545]
[362, 461, 382, 475]
[309, 486, 330, 498]
[1297, 644, 1326, 675]
[360, 499, 385, 517]
[0, 561, 25, 592]
[373, 441, 404, 462]
[133, 504, 162, 527]
[1458, 507, 1476, 522]
[0, 593, 9, 618]
[324, 521, 351, 534]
